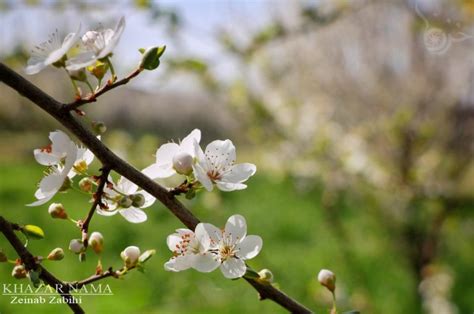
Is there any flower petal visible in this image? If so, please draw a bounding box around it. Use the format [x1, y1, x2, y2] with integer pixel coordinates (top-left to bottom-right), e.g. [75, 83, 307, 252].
[167, 232, 187, 251]
[65, 51, 97, 71]
[33, 149, 61, 166]
[165, 255, 193, 272]
[117, 176, 138, 194]
[205, 139, 236, 171]
[220, 163, 256, 184]
[196, 222, 221, 247]
[236, 235, 262, 260]
[50, 130, 72, 156]
[97, 16, 125, 59]
[192, 254, 220, 273]
[119, 208, 147, 223]
[96, 208, 118, 216]
[193, 163, 213, 191]
[156, 143, 180, 164]
[220, 258, 246, 279]
[179, 129, 201, 156]
[194, 223, 211, 250]
[142, 163, 175, 179]
[225, 214, 247, 244]
[25, 59, 46, 75]
[215, 181, 247, 192]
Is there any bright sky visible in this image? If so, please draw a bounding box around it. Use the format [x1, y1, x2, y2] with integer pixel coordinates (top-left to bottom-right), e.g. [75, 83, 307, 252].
[0, 1, 274, 86]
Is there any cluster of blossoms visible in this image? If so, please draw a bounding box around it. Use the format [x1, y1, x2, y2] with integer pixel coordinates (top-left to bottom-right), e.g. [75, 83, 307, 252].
[143, 129, 257, 192]
[26, 17, 125, 75]
[165, 215, 263, 279]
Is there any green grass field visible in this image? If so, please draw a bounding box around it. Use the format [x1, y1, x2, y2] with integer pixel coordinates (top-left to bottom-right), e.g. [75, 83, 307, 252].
[0, 162, 471, 313]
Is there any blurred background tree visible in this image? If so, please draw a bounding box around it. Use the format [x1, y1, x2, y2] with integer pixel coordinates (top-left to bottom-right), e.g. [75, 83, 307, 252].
[0, 0, 473, 313]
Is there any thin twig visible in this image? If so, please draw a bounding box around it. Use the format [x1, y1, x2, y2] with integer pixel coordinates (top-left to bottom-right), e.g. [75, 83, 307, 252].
[0, 216, 85, 314]
[79, 167, 111, 248]
[66, 68, 142, 111]
[0, 63, 313, 314]
[68, 265, 135, 289]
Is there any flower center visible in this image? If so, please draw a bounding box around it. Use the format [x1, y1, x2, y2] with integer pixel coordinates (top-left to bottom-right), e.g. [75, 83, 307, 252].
[219, 244, 236, 261]
[207, 169, 222, 181]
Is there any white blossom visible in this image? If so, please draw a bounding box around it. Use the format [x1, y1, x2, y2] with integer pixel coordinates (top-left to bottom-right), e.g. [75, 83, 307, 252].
[164, 228, 218, 273]
[28, 130, 95, 206]
[97, 176, 155, 223]
[66, 17, 125, 71]
[165, 215, 263, 279]
[193, 139, 256, 191]
[143, 129, 201, 179]
[25, 24, 81, 75]
[28, 133, 78, 207]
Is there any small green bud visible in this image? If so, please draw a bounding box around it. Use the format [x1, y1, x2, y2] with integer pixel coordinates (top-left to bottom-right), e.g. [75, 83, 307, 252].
[12, 265, 27, 279]
[48, 203, 68, 219]
[139, 249, 156, 263]
[47, 248, 65, 261]
[91, 121, 107, 135]
[79, 177, 94, 193]
[120, 246, 140, 268]
[119, 196, 133, 208]
[130, 194, 145, 207]
[185, 189, 196, 200]
[139, 45, 166, 70]
[22, 225, 45, 240]
[89, 232, 104, 255]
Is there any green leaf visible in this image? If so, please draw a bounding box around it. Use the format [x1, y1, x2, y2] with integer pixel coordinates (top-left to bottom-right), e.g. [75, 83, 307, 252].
[138, 48, 146, 54]
[139, 45, 166, 70]
[22, 225, 45, 240]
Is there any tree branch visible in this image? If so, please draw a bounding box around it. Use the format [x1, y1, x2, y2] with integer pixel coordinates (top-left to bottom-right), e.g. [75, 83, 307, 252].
[66, 68, 142, 111]
[0, 63, 313, 314]
[0, 216, 85, 314]
[79, 167, 111, 248]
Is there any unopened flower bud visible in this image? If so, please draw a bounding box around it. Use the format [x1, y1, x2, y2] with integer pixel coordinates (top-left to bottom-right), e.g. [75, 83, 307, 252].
[47, 248, 65, 261]
[0, 251, 7, 263]
[121, 246, 140, 268]
[79, 177, 94, 193]
[119, 196, 133, 208]
[48, 203, 68, 219]
[69, 239, 85, 254]
[172, 152, 194, 175]
[318, 269, 336, 292]
[89, 232, 104, 255]
[258, 269, 274, 283]
[12, 265, 27, 279]
[91, 121, 107, 135]
[131, 194, 145, 207]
